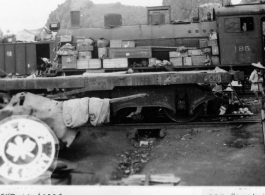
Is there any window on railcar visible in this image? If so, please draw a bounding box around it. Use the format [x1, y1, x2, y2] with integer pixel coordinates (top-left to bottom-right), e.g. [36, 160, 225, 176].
[224, 17, 254, 32]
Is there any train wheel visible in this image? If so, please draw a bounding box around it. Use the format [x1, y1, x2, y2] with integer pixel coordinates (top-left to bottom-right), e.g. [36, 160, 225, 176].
[163, 104, 203, 123]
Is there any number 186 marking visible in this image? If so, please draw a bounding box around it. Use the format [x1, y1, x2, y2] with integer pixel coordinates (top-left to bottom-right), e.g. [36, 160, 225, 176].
[237, 45, 250, 52]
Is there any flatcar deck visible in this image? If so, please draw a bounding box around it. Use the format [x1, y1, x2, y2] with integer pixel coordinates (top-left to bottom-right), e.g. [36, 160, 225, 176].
[0, 70, 240, 92]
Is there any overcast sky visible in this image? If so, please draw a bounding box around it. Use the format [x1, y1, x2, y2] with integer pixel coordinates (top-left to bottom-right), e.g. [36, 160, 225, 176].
[0, 0, 240, 34]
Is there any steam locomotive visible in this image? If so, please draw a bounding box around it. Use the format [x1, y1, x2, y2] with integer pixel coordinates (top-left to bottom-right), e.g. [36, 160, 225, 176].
[53, 3, 265, 75]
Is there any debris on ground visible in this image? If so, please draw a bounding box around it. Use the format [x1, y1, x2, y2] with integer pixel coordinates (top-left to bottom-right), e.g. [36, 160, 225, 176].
[111, 129, 165, 180]
[199, 114, 255, 122]
[181, 134, 193, 140]
[140, 141, 149, 147]
[224, 126, 252, 148]
[111, 138, 154, 179]
[109, 173, 181, 186]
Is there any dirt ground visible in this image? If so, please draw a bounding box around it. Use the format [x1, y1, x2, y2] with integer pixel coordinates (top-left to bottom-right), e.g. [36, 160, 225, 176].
[57, 122, 265, 186]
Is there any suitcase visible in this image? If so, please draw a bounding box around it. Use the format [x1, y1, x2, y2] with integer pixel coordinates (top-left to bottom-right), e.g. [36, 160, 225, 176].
[78, 51, 92, 60]
[110, 40, 122, 48]
[188, 49, 204, 56]
[191, 55, 207, 66]
[103, 58, 128, 68]
[170, 57, 183, 66]
[77, 59, 101, 69]
[199, 39, 209, 48]
[121, 41, 135, 48]
[183, 57, 192, 66]
[169, 51, 188, 58]
[108, 48, 152, 58]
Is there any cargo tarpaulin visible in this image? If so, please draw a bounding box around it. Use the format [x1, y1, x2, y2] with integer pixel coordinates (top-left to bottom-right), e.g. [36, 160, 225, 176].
[16, 27, 54, 42]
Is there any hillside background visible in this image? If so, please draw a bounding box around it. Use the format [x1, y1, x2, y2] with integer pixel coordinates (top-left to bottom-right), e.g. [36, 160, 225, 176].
[45, 0, 260, 29]
[46, 0, 147, 28]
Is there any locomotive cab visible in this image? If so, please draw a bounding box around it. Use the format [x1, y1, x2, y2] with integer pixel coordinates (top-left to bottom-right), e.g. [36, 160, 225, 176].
[215, 4, 265, 65]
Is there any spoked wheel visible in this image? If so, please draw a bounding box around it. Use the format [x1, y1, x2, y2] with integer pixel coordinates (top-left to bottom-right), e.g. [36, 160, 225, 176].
[0, 115, 59, 184]
[163, 104, 203, 123]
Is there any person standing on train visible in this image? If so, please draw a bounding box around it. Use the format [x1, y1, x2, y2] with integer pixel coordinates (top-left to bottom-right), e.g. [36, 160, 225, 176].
[249, 62, 265, 102]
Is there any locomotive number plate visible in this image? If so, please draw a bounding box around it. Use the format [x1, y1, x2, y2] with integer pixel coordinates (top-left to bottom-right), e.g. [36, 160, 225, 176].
[209, 74, 221, 83]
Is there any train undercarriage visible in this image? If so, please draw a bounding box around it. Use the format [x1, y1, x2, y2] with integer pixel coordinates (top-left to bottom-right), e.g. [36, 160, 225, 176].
[0, 70, 243, 123]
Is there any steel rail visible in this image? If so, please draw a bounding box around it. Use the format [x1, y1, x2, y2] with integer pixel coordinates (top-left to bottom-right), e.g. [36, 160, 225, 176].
[84, 120, 261, 130]
[114, 120, 261, 127]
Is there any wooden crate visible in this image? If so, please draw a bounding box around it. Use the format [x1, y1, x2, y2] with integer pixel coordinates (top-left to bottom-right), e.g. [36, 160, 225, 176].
[77, 59, 102, 69]
[170, 57, 183, 66]
[77, 59, 89, 69]
[136, 38, 175, 47]
[88, 59, 102, 69]
[199, 39, 208, 48]
[62, 56, 77, 69]
[103, 58, 128, 68]
[78, 51, 92, 60]
[208, 39, 218, 46]
[183, 57, 192, 66]
[77, 45, 94, 52]
[188, 49, 204, 56]
[191, 55, 207, 66]
[121, 41, 135, 48]
[169, 51, 188, 58]
[108, 48, 152, 58]
[110, 40, 122, 48]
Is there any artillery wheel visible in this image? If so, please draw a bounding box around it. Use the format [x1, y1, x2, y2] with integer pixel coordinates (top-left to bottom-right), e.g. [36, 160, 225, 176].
[0, 116, 58, 184]
[163, 104, 203, 123]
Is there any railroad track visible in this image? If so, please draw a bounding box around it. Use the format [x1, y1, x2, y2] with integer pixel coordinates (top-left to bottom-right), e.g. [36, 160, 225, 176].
[114, 119, 261, 128]
[110, 114, 261, 127]
[85, 116, 261, 131]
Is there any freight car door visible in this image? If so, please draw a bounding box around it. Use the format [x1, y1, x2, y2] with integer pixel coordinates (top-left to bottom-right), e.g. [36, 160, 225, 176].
[15, 43, 27, 75]
[26, 43, 36, 75]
